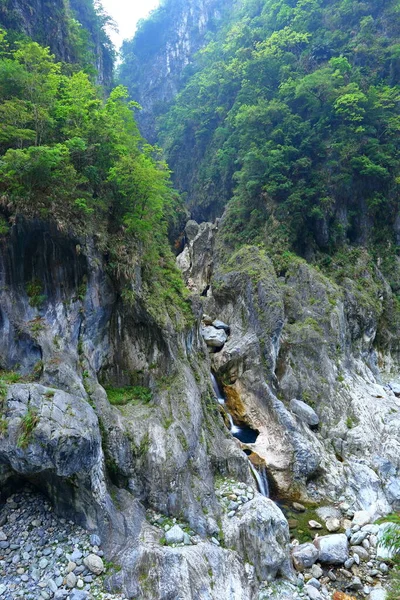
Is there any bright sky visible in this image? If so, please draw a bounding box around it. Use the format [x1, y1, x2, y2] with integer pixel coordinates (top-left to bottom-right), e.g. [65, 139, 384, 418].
[101, 0, 161, 49]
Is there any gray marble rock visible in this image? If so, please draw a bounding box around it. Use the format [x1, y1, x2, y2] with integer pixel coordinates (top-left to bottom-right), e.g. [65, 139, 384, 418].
[291, 543, 319, 571]
[223, 496, 293, 582]
[165, 524, 185, 545]
[313, 534, 349, 565]
[200, 325, 228, 348]
[290, 399, 319, 427]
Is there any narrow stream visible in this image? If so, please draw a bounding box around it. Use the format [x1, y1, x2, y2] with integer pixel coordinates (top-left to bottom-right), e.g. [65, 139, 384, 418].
[211, 373, 269, 497]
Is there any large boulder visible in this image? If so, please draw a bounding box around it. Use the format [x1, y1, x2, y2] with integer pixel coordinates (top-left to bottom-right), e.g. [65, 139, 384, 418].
[313, 534, 349, 565]
[223, 496, 293, 582]
[165, 524, 185, 545]
[201, 325, 228, 348]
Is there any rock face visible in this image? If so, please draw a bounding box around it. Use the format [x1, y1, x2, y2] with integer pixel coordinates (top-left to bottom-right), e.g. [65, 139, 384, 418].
[0, 0, 113, 87]
[176, 220, 216, 294]
[0, 218, 291, 599]
[176, 220, 400, 516]
[120, 0, 235, 140]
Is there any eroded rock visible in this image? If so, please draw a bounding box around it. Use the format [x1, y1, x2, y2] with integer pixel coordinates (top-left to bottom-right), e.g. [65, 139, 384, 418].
[223, 496, 293, 582]
[292, 543, 319, 571]
[201, 325, 228, 348]
[313, 534, 349, 565]
[290, 399, 319, 427]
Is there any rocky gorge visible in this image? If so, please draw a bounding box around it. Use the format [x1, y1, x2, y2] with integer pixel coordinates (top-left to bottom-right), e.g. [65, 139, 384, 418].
[1, 0, 400, 598]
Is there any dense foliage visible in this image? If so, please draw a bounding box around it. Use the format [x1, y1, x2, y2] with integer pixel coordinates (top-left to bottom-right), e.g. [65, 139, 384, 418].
[140, 0, 400, 258]
[379, 514, 400, 599]
[0, 0, 115, 84]
[0, 30, 190, 324]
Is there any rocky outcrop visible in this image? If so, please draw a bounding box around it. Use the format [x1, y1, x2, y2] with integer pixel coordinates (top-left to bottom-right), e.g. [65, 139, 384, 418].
[176, 219, 216, 294]
[222, 496, 294, 582]
[176, 219, 400, 517]
[0, 0, 113, 87]
[120, 0, 235, 140]
[0, 218, 292, 598]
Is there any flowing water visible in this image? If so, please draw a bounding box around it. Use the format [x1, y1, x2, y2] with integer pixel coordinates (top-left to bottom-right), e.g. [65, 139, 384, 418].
[249, 461, 269, 497]
[210, 372, 269, 496]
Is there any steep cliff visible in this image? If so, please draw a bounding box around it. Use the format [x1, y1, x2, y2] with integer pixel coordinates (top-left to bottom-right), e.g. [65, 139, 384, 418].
[1, 0, 400, 598]
[177, 219, 400, 515]
[0, 217, 294, 599]
[0, 21, 294, 600]
[125, 0, 400, 259]
[119, 0, 235, 141]
[0, 0, 114, 86]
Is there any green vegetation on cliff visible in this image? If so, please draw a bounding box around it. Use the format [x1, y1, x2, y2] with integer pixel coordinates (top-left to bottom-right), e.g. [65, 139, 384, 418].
[0, 30, 190, 324]
[0, 0, 115, 85]
[134, 0, 400, 261]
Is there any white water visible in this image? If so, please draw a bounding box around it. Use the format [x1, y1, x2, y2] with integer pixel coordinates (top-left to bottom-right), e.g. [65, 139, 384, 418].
[249, 461, 269, 497]
[210, 373, 269, 497]
[227, 413, 241, 434]
[211, 372, 225, 404]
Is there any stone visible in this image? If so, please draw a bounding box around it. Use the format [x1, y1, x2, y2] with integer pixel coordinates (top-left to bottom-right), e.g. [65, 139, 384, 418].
[290, 399, 319, 426]
[212, 320, 230, 332]
[350, 531, 367, 546]
[293, 502, 306, 512]
[311, 564, 323, 579]
[83, 553, 104, 575]
[326, 518, 341, 532]
[292, 543, 319, 571]
[305, 584, 322, 599]
[67, 561, 77, 573]
[308, 577, 321, 589]
[344, 558, 354, 569]
[0, 531, 6, 541]
[48, 579, 58, 593]
[0, 584, 6, 596]
[165, 524, 185, 545]
[369, 589, 387, 600]
[347, 576, 362, 590]
[352, 511, 371, 528]
[342, 519, 353, 530]
[223, 496, 293, 581]
[309, 520, 322, 529]
[313, 534, 349, 565]
[333, 593, 357, 600]
[39, 557, 48, 569]
[200, 325, 228, 348]
[90, 534, 101, 547]
[69, 592, 89, 600]
[352, 546, 369, 561]
[361, 524, 379, 535]
[66, 572, 77, 588]
[70, 549, 82, 561]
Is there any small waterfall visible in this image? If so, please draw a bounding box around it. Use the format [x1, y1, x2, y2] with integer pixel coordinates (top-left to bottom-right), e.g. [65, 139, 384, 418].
[227, 413, 241, 434]
[210, 372, 269, 497]
[249, 461, 269, 497]
[211, 372, 225, 405]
